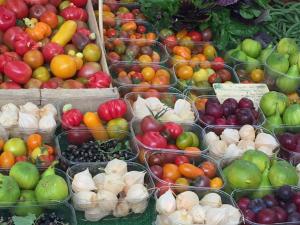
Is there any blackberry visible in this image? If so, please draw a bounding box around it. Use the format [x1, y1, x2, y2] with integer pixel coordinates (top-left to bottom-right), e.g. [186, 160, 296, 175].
[35, 212, 67, 225]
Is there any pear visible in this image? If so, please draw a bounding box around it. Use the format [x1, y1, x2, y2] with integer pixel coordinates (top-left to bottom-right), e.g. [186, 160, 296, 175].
[251, 168, 272, 198]
[276, 65, 300, 94]
[263, 104, 283, 132]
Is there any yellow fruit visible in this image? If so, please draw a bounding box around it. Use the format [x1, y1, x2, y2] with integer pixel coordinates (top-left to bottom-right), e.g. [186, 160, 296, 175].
[193, 68, 209, 82]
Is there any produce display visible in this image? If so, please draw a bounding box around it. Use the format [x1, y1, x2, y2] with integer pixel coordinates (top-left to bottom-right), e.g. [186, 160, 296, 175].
[155, 189, 241, 225]
[69, 159, 153, 221]
[205, 125, 279, 159]
[234, 185, 300, 224]
[127, 93, 197, 122]
[146, 150, 224, 193]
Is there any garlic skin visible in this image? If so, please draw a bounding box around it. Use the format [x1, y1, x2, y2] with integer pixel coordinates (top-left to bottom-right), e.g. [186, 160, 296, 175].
[205, 132, 220, 146]
[72, 169, 97, 193]
[97, 190, 118, 212]
[0, 111, 18, 127]
[18, 112, 39, 130]
[255, 132, 279, 151]
[39, 104, 57, 117]
[123, 171, 146, 187]
[257, 145, 274, 156]
[130, 200, 148, 213]
[189, 205, 206, 224]
[200, 193, 222, 208]
[176, 191, 200, 211]
[93, 173, 106, 190]
[145, 97, 165, 114]
[205, 206, 227, 225]
[20, 102, 40, 119]
[132, 96, 151, 119]
[155, 215, 170, 225]
[1, 103, 18, 113]
[237, 139, 255, 151]
[156, 189, 176, 215]
[113, 199, 130, 217]
[72, 191, 97, 210]
[220, 129, 240, 145]
[223, 144, 243, 160]
[239, 125, 255, 141]
[210, 140, 227, 158]
[221, 204, 241, 225]
[85, 208, 110, 222]
[168, 209, 193, 225]
[125, 184, 149, 204]
[103, 174, 125, 195]
[38, 115, 56, 132]
[105, 159, 127, 176]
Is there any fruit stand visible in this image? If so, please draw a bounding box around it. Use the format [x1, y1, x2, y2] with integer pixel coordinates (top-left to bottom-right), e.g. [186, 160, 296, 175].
[1, 0, 300, 225]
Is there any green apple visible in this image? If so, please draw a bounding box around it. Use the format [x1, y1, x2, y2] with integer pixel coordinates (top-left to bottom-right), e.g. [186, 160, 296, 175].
[4, 138, 27, 156]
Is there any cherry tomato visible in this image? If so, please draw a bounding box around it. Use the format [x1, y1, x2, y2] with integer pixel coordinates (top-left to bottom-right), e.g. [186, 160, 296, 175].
[177, 65, 193, 80]
[175, 177, 189, 193]
[23, 50, 44, 69]
[15, 155, 27, 162]
[217, 69, 232, 82]
[201, 161, 217, 178]
[176, 132, 199, 150]
[178, 163, 204, 179]
[0, 151, 15, 169]
[40, 11, 58, 29]
[211, 57, 225, 70]
[138, 54, 152, 64]
[45, 144, 55, 155]
[184, 147, 201, 157]
[210, 177, 223, 189]
[188, 31, 202, 42]
[208, 73, 222, 84]
[27, 134, 42, 153]
[150, 165, 163, 179]
[137, 25, 146, 33]
[141, 67, 155, 81]
[163, 163, 181, 181]
[148, 154, 164, 166]
[156, 69, 170, 80]
[250, 69, 264, 82]
[174, 155, 189, 166]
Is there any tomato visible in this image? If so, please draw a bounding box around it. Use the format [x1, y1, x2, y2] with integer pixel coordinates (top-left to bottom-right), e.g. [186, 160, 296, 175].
[156, 69, 170, 80]
[203, 44, 217, 61]
[138, 54, 152, 64]
[250, 68, 264, 82]
[151, 75, 169, 85]
[155, 178, 174, 196]
[44, 144, 55, 155]
[148, 153, 165, 166]
[210, 177, 223, 189]
[217, 69, 232, 82]
[177, 65, 193, 80]
[40, 11, 58, 29]
[0, 151, 15, 168]
[31, 146, 49, 162]
[201, 161, 217, 178]
[141, 131, 167, 149]
[106, 28, 117, 38]
[160, 28, 174, 39]
[83, 43, 101, 62]
[50, 54, 77, 79]
[4, 61, 32, 84]
[27, 134, 42, 153]
[23, 50, 44, 69]
[15, 155, 27, 162]
[5, 0, 28, 19]
[150, 165, 163, 179]
[137, 25, 146, 33]
[176, 132, 199, 150]
[208, 73, 221, 84]
[33, 66, 50, 82]
[175, 177, 189, 192]
[141, 67, 155, 81]
[179, 36, 194, 49]
[163, 122, 183, 139]
[174, 155, 189, 166]
[97, 99, 127, 121]
[195, 98, 207, 111]
[184, 147, 201, 157]
[163, 163, 181, 181]
[130, 71, 143, 84]
[211, 57, 225, 71]
[188, 31, 202, 42]
[163, 35, 177, 50]
[178, 163, 204, 179]
[38, 154, 54, 167]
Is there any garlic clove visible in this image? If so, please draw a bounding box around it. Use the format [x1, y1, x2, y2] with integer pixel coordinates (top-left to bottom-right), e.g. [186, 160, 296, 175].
[72, 191, 97, 211]
[200, 193, 222, 208]
[72, 168, 97, 193]
[104, 158, 127, 176]
[125, 184, 149, 204]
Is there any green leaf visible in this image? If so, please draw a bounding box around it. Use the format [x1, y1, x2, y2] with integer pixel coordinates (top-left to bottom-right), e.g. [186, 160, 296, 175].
[240, 8, 255, 19]
[12, 214, 36, 225]
[256, 0, 269, 8]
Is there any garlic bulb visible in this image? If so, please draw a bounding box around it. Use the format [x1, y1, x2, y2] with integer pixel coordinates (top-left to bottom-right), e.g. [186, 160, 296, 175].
[72, 169, 97, 193]
[39, 104, 57, 117]
[133, 96, 151, 119]
[105, 159, 127, 176]
[85, 208, 110, 222]
[239, 125, 255, 141]
[189, 205, 206, 224]
[113, 199, 130, 217]
[20, 102, 39, 119]
[205, 207, 227, 225]
[39, 115, 56, 132]
[103, 174, 125, 195]
[93, 173, 106, 190]
[0, 111, 18, 127]
[97, 190, 118, 212]
[145, 97, 165, 114]
[257, 146, 274, 156]
[155, 215, 170, 225]
[159, 110, 181, 122]
[210, 140, 227, 158]
[168, 210, 193, 225]
[221, 129, 240, 145]
[18, 112, 39, 130]
[156, 189, 176, 215]
[200, 193, 222, 208]
[174, 99, 195, 122]
[255, 133, 279, 151]
[237, 140, 255, 151]
[125, 184, 149, 204]
[123, 171, 146, 187]
[223, 144, 243, 159]
[72, 191, 97, 210]
[221, 204, 241, 225]
[205, 132, 220, 146]
[130, 200, 148, 213]
[1, 103, 18, 113]
[176, 191, 200, 211]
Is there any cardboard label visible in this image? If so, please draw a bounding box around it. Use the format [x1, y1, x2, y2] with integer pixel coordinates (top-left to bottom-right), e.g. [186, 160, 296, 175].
[213, 83, 269, 109]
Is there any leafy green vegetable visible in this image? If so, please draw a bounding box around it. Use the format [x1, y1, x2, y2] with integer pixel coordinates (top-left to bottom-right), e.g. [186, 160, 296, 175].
[12, 214, 36, 225]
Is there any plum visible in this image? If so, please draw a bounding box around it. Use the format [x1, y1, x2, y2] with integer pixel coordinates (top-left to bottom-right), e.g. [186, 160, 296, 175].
[276, 185, 293, 202]
[238, 97, 254, 109]
[293, 192, 300, 206]
[201, 115, 215, 125]
[278, 133, 297, 151]
[286, 202, 297, 214]
[222, 98, 238, 115]
[263, 194, 278, 208]
[236, 108, 255, 125]
[205, 102, 223, 119]
[288, 212, 300, 222]
[243, 209, 256, 222]
[237, 197, 250, 211]
[249, 199, 266, 214]
[257, 208, 276, 224]
[226, 115, 238, 126]
[273, 206, 288, 223]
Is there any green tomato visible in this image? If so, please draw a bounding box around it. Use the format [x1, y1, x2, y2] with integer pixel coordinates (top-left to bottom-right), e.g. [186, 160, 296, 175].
[33, 66, 50, 82]
[4, 138, 27, 156]
[241, 39, 262, 58]
[107, 118, 129, 139]
[176, 132, 199, 150]
[159, 29, 174, 39]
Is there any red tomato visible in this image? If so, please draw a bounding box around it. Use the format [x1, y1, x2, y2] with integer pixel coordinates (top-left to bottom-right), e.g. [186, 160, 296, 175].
[163, 122, 183, 139]
[4, 61, 32, 84]
[40, 11, 58, 29]
[211, 57, 225, 71]
[6, 0, 29, 19]
[71, 0, 87, 7]
[141, 131, 168, 149]
[106, 28, 117, 38]
[15, 155, 27, 162]
[97, 99, 127, 121]
[156, 178, 174, 196]
[164, 35, 177, 50]
[208, 73, 221, 84]
[174, 155, 190, 166]
[188, 31, 202, 42]
[137, 25, 146, 33]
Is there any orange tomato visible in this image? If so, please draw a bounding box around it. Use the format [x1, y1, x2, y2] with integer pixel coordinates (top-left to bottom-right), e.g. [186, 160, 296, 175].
[27, 134, 42, 153]
[0, 138, 5, 150]
[173, 46, 191, 60]
[177, 65, 193, 80]
[152, 51, 161, 63]
[132, 82, 151, 92]
[178, 163, 204, 179]
[156, 69, 170, 80]
[121, 21, 137, 32]
[118, 71, 127, 78]
[146, 32, 156, 41]
[201, 161, 217, 178]
[40, 11, 58, 29]
[103, 4, 111, 11]
[0, 151, 15, 169]
[142, 67, 155, 81]
[50, 54, 77, 79]
[172, 55, 187, 69]
[195, 54, 207, 62]
[184, 147, 201, 157]
[138, 55, 152, 64]
[200, 60, 211, 69]
[73, 56, 83, 70]
[189, 56, 201, 68]
[203, 44, 217, 60]
[23, 50, 44, 69]
[45, 145, 55, 155]
[176, 29, 188, 41]
[152, 75, 169, 85]
[195, 98, 208, 111]
[210, 177, 223, 189]
[250, 69, 264, 82]
[163, 163, 181, 181]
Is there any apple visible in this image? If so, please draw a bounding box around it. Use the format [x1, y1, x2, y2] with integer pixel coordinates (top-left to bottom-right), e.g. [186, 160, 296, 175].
[4, 138, 27, 156]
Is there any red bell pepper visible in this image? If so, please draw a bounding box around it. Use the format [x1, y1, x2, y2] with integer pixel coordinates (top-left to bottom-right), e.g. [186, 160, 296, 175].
[0, 7, 16, 32]
[62, 108, 83, 129]
[97, 99, 127, 121]
[0, 52, 20, 73]
[60, 5, 88, 22]
[87, 72, 111, 88]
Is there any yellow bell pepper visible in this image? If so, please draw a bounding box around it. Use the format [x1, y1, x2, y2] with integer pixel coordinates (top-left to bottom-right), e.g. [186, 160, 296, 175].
[51, 20, 77, 46]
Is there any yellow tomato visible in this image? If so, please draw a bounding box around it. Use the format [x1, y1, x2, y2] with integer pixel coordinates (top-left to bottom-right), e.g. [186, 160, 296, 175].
[250, 69, 264, 82]
[203, 44, 217, 60]
[172, 55, 187, 69]
[156, 69, 170, 81]
[177, 65, 193, 80]
[50, 54, 77, 79]
[142, 67, 155, 81]
[138, 55, 152, 64]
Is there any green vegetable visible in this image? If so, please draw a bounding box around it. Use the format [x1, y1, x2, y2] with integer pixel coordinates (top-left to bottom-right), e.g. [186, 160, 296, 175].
[241, 150, 270, 173]
[266, 52, 290, 75]
[259, 91, 288, 116]
[276, 65, 300, 94]
[268, 160, 298, 187]
[277, 38, 298, 55]
[283, 104, 300, 126]
[242, 39, 262, 58]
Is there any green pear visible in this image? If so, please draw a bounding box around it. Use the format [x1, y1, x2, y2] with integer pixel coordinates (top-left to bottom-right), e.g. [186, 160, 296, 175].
[276, 65, 300, 94]
[14, 190, 42, 216]
[251, 169, 272, 198]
